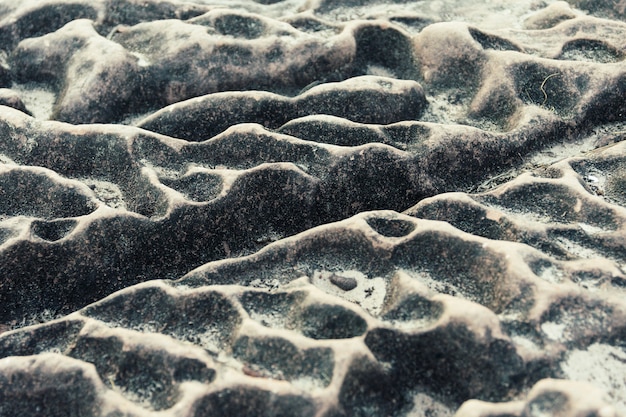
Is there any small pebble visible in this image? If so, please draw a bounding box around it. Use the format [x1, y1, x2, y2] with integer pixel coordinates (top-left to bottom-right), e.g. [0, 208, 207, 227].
[329, 274, 358, 291]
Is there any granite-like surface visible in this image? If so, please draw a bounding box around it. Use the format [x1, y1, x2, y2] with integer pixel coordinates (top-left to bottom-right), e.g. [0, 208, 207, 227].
[1, 0, 626, 416]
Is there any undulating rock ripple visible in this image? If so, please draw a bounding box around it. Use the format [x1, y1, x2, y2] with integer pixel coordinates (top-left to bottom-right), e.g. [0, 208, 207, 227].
[1, 0, 626, 416]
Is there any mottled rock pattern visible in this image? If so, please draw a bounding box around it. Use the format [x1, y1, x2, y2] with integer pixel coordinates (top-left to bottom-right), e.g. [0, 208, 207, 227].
[1, 0, 626, 416]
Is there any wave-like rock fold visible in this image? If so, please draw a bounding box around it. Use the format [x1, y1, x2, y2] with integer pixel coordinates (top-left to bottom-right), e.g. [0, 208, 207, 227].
[1, 0, 626, 416]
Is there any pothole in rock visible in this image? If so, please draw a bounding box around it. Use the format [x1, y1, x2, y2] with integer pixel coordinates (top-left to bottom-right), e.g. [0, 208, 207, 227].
[160, 171, 223, 202]
[570, 156, 626, 207]
[232, 335, 334, 389]
[366, 216, 416, 237]
[82, 178, 127, 210]
[502, 319, 545, 354]
[31, 219, 77, 242]
[380, 293, 443, 331]
[540, 296, 612, 344]
[528, 258, 566, 284]
[558, 39, 624, 63]
[239, 290, 306, 330]
[82, 286, 243, 355]
[295, 303, 368, 340]
[97, 348, 181, 411]
[310, 270, 386, 316]
[400, 269, 471, 303]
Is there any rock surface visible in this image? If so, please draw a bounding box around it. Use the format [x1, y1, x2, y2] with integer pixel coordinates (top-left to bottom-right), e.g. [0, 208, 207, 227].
[1, 0, 626, 416]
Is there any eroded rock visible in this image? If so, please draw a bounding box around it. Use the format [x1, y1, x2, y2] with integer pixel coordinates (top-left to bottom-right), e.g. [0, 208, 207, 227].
[1, 0, 626, 416]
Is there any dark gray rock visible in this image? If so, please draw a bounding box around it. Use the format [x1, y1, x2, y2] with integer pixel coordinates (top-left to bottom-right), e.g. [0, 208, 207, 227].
[1, 1, 626, 416]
